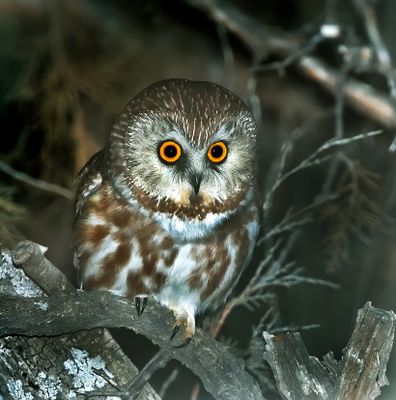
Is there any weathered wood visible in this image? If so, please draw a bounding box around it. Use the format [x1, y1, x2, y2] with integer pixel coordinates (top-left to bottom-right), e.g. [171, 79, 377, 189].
[1, 241, 394, 400]
[1, 241, 265, 400]
[263, 303, 395, 400]
[0, 246, 161, 400]
[335, 302, 396, 400]
[263, 332, 336, 399]
[12, 240, 75, 295]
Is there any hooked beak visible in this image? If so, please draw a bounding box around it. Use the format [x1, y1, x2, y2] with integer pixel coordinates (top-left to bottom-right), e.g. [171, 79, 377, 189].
[189, 173, 203, 195]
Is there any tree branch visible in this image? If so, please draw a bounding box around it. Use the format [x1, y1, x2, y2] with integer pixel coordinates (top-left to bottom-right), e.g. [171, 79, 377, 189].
[86, 347, 174, 399]
[1, 239, 394, 399]
[335, 302, 396, 399]
[184, 0, 396, 128]
[0, 243, 161, 400]
[3, 241, 265, 400]
[0, 161, 74, 201]
[0, 292, 263, 399]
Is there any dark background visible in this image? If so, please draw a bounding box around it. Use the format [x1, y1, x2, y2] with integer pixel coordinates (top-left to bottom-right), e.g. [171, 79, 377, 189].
[0, 0, 395, 399]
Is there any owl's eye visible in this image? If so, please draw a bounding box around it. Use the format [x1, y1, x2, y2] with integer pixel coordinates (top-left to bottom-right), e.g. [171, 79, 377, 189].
[158, 140, 182, 164]
[207, 141, 228, 164]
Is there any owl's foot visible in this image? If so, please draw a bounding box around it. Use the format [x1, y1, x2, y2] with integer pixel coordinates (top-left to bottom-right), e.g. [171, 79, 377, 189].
[135, 294, 148, 316]
[170, 325, 191, 348]
[168, 305, 195, 348]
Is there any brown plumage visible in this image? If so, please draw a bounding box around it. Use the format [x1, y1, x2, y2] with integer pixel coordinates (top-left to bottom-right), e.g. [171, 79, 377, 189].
[73, 79, 259, 345]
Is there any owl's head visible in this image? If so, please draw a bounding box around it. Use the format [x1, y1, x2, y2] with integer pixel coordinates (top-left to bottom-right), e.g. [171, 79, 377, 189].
[107, 79, 257, 219]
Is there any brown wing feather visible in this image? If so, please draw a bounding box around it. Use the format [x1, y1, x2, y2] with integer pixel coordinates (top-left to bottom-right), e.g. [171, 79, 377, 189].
[74, 149, 105, 218]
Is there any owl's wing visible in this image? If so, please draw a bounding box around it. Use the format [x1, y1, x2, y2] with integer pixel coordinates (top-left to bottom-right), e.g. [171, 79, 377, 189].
[74, 149, 104, 217]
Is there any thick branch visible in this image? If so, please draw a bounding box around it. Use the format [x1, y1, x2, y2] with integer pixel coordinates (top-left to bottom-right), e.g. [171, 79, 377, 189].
[4, 241, 264, 400]
[0, 291, 263, 400]
[0, 244, 161, 400]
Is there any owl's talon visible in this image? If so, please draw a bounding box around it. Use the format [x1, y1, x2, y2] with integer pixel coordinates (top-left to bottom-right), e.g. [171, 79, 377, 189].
[170, 324, 180, 340]
[135, 295, 148, 316]
[170, 324, 192, 348]
[167, 305, 195, 347]
[173, 336, 191, 348]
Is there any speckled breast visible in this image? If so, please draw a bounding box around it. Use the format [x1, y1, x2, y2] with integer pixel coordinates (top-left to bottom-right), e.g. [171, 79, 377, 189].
[73, 182, 259, 313]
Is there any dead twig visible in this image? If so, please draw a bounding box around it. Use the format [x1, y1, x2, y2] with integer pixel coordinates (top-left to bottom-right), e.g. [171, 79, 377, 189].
[159, 368, 179, 399]
[263, 129, 382, 218]
[210, 235, 338, 339]
[126, 348, 173, 400]
[86, 347, 174, 400]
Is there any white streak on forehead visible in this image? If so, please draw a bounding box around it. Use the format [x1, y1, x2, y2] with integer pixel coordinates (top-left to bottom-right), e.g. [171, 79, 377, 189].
[193, 118, 199, 146]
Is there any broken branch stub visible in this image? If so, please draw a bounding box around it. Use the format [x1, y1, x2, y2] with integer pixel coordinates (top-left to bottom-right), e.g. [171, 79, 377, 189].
[263, 302, 395, 400]
[335, 302, 396, 400]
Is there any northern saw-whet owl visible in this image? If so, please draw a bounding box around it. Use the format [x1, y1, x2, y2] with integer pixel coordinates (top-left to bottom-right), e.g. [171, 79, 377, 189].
[73, 79, 259, 346]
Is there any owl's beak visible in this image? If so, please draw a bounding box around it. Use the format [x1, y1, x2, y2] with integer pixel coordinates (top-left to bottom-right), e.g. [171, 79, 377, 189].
[189, 173, 202, 195]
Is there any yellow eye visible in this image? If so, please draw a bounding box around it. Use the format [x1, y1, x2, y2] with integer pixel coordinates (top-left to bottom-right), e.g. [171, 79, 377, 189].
[159, 140, 182, 163]
[207, 141, 228, 163]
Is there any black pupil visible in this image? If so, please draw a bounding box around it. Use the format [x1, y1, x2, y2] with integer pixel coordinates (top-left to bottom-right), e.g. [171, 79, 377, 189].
[211, 145, 224, 159]
[164, 144, 177, 158]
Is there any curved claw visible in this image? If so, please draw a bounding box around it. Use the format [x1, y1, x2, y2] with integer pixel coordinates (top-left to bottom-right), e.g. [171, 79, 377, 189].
[170, 324, 192, 348]
[173, 336, 191, 348]
[170, 325, 180, 341]
[167, 305, 195, 347]
[135, 295, 148, 316]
